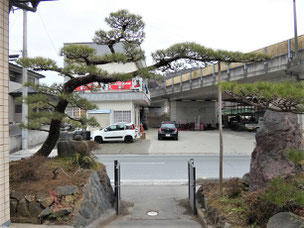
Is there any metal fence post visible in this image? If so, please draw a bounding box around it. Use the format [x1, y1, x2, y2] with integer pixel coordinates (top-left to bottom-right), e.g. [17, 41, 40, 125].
[188, 158, 196, 215]
[188, 160, 190, 200]
[114, 160, 121, 215]
[193, 165, 197, 215]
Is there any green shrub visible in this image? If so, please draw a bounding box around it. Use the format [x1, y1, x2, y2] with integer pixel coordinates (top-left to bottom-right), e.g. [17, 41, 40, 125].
[286, 148, 304, 165]
[244, 190, 279, 226]
[245, 176, 304, 226]
[261, 177, 303, 208]
[226, 178, 244, 198]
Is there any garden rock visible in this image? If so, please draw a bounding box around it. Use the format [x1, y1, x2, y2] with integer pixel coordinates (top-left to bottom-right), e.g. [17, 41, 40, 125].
[267, 212, 304, 228]
[73, 170, 115, 227]
[249, 111, 302, 191]
[25, 195, 35, 203]
[242, 173, 250, 187]
[10, 191, 22, 201]
[50, 208, 72, 218]
[29, 201, 43, 217]
[38, 206, 52, 218]
[64, 195, 74, 205]
[55, 185, 78, 196]
[10, 199, 18, 216]
[17, 198, 30, 217]
[57, 141, 90, 157]
[37, 196, 54, 208]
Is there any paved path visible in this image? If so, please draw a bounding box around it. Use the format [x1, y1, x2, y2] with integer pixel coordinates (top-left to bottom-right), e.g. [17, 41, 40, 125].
[101, 185, 202, 228]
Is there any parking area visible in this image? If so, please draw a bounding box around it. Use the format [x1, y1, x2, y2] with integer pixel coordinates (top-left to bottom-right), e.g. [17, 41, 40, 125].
[93, 129, 256, 155]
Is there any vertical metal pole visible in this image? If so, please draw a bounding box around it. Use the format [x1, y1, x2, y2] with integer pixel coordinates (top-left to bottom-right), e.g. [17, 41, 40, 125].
[188, 160, 190, 200]
[22, 10, 28, 149]
[193, 166, 197, 215]
[293, 0, 299, 59]
[218, 62, 223, 196]
[114, 160, 119, 215]
[118, 161, 120, 215]
[288, 39, 292, 59]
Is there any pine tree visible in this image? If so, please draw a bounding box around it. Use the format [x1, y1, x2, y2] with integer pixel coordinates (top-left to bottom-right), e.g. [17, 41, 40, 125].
[221, 81, 304, 114]
[17, 9, 268, 157]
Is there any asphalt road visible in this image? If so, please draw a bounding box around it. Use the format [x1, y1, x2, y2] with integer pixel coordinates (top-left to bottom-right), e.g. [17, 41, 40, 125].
[93, 129, 255, 155]
[96, 154, 251, 184]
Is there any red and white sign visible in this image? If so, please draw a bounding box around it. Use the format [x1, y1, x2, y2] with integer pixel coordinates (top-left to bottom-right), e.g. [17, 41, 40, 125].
[109, 81, 132, 90]
[75, 78, 143, 92]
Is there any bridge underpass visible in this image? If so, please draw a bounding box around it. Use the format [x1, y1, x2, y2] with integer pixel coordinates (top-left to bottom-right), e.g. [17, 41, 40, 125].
[149, 39, 304, 127]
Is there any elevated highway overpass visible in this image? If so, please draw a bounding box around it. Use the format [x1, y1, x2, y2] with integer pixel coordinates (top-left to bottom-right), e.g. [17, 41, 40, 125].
[149, 36, 304, 126]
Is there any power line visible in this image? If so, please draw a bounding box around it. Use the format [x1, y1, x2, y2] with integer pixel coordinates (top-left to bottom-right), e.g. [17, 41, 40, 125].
[38, 11, 58, 55]
[9, 11, 20, 31]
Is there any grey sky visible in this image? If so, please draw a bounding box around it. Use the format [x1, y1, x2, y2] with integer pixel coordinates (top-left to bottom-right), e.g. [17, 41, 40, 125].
[8, 0, 304, 84]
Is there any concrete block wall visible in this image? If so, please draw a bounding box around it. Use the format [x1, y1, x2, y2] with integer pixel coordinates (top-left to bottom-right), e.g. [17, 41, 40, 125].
[0, 0, 10, 226]
[148, 100, 170, 117]
[170, 101, 217, 126]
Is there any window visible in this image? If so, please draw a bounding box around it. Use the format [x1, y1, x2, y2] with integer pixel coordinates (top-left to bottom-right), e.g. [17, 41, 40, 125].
[107, 125, 117, 131]
[113, 111, 131, 123]
[15, 104, 22, 113]
[117, 124, 125, 130]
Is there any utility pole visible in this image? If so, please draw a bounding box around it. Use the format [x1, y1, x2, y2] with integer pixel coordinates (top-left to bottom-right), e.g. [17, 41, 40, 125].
[293, 0, 299, 59]
[218, 62, 223, 196]
[22, 9, 28, 149]
[293, 0, 303, 131]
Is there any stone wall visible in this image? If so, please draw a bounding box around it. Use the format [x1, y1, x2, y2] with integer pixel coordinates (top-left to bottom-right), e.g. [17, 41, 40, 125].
[0, 1, 10, 226]
[10, 168, 115, 227]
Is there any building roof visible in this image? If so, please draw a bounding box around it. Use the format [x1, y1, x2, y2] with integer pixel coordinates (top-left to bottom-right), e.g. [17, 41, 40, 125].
[9, 87, 38, 97]
[9, 62, 46, 79]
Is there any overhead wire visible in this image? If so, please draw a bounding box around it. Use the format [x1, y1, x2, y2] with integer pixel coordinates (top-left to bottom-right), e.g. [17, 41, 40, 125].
[37, 11, 58, 55]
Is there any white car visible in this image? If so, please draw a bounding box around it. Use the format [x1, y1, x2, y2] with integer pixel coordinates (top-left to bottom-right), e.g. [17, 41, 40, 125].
[91, 123, 138, 143]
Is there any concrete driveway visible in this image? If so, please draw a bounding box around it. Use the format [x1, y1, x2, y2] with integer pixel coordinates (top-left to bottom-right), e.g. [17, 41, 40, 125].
[93, 129, 255, 155]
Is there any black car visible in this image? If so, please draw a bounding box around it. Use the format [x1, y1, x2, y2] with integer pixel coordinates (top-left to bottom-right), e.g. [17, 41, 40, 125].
[158, 122, 178, 140]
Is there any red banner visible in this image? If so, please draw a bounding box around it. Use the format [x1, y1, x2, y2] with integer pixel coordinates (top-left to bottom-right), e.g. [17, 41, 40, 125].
[75, 81, 133, 91]
[109, 81, 132, 90]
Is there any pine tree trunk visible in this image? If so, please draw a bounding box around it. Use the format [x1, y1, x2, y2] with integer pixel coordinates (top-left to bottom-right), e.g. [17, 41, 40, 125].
[36, 119, 61, 157]
[36, 99, 68, 157]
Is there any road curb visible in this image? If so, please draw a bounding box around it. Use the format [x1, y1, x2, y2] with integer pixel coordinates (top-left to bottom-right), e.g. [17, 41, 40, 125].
[87, 209, 116, 228]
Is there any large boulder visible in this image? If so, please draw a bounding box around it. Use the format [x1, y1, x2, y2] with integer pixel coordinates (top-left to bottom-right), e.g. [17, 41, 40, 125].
[73, 167, 115, 227]
[57, 141, 90, 157]
[249, 111, 302, 191]
[267, 212, 304, 228]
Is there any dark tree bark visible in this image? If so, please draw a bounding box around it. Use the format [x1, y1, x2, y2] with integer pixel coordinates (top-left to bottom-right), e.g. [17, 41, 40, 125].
[36, 99, 68, 157]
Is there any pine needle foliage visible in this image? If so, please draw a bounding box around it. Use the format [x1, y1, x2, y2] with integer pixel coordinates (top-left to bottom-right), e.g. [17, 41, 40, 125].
[221, 81, 304, 114]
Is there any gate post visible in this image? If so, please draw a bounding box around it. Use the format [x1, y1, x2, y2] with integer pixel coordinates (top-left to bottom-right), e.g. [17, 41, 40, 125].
[114, 160, 121, 215]
[188, 158, 197, 215]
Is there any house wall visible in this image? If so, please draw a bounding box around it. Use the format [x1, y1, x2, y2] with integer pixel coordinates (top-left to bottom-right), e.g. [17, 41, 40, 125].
[90, 100, 142, 128]
[0, 1, 10, 226]
[8, 96, 14, 123]
[99, 62, 138, 74]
